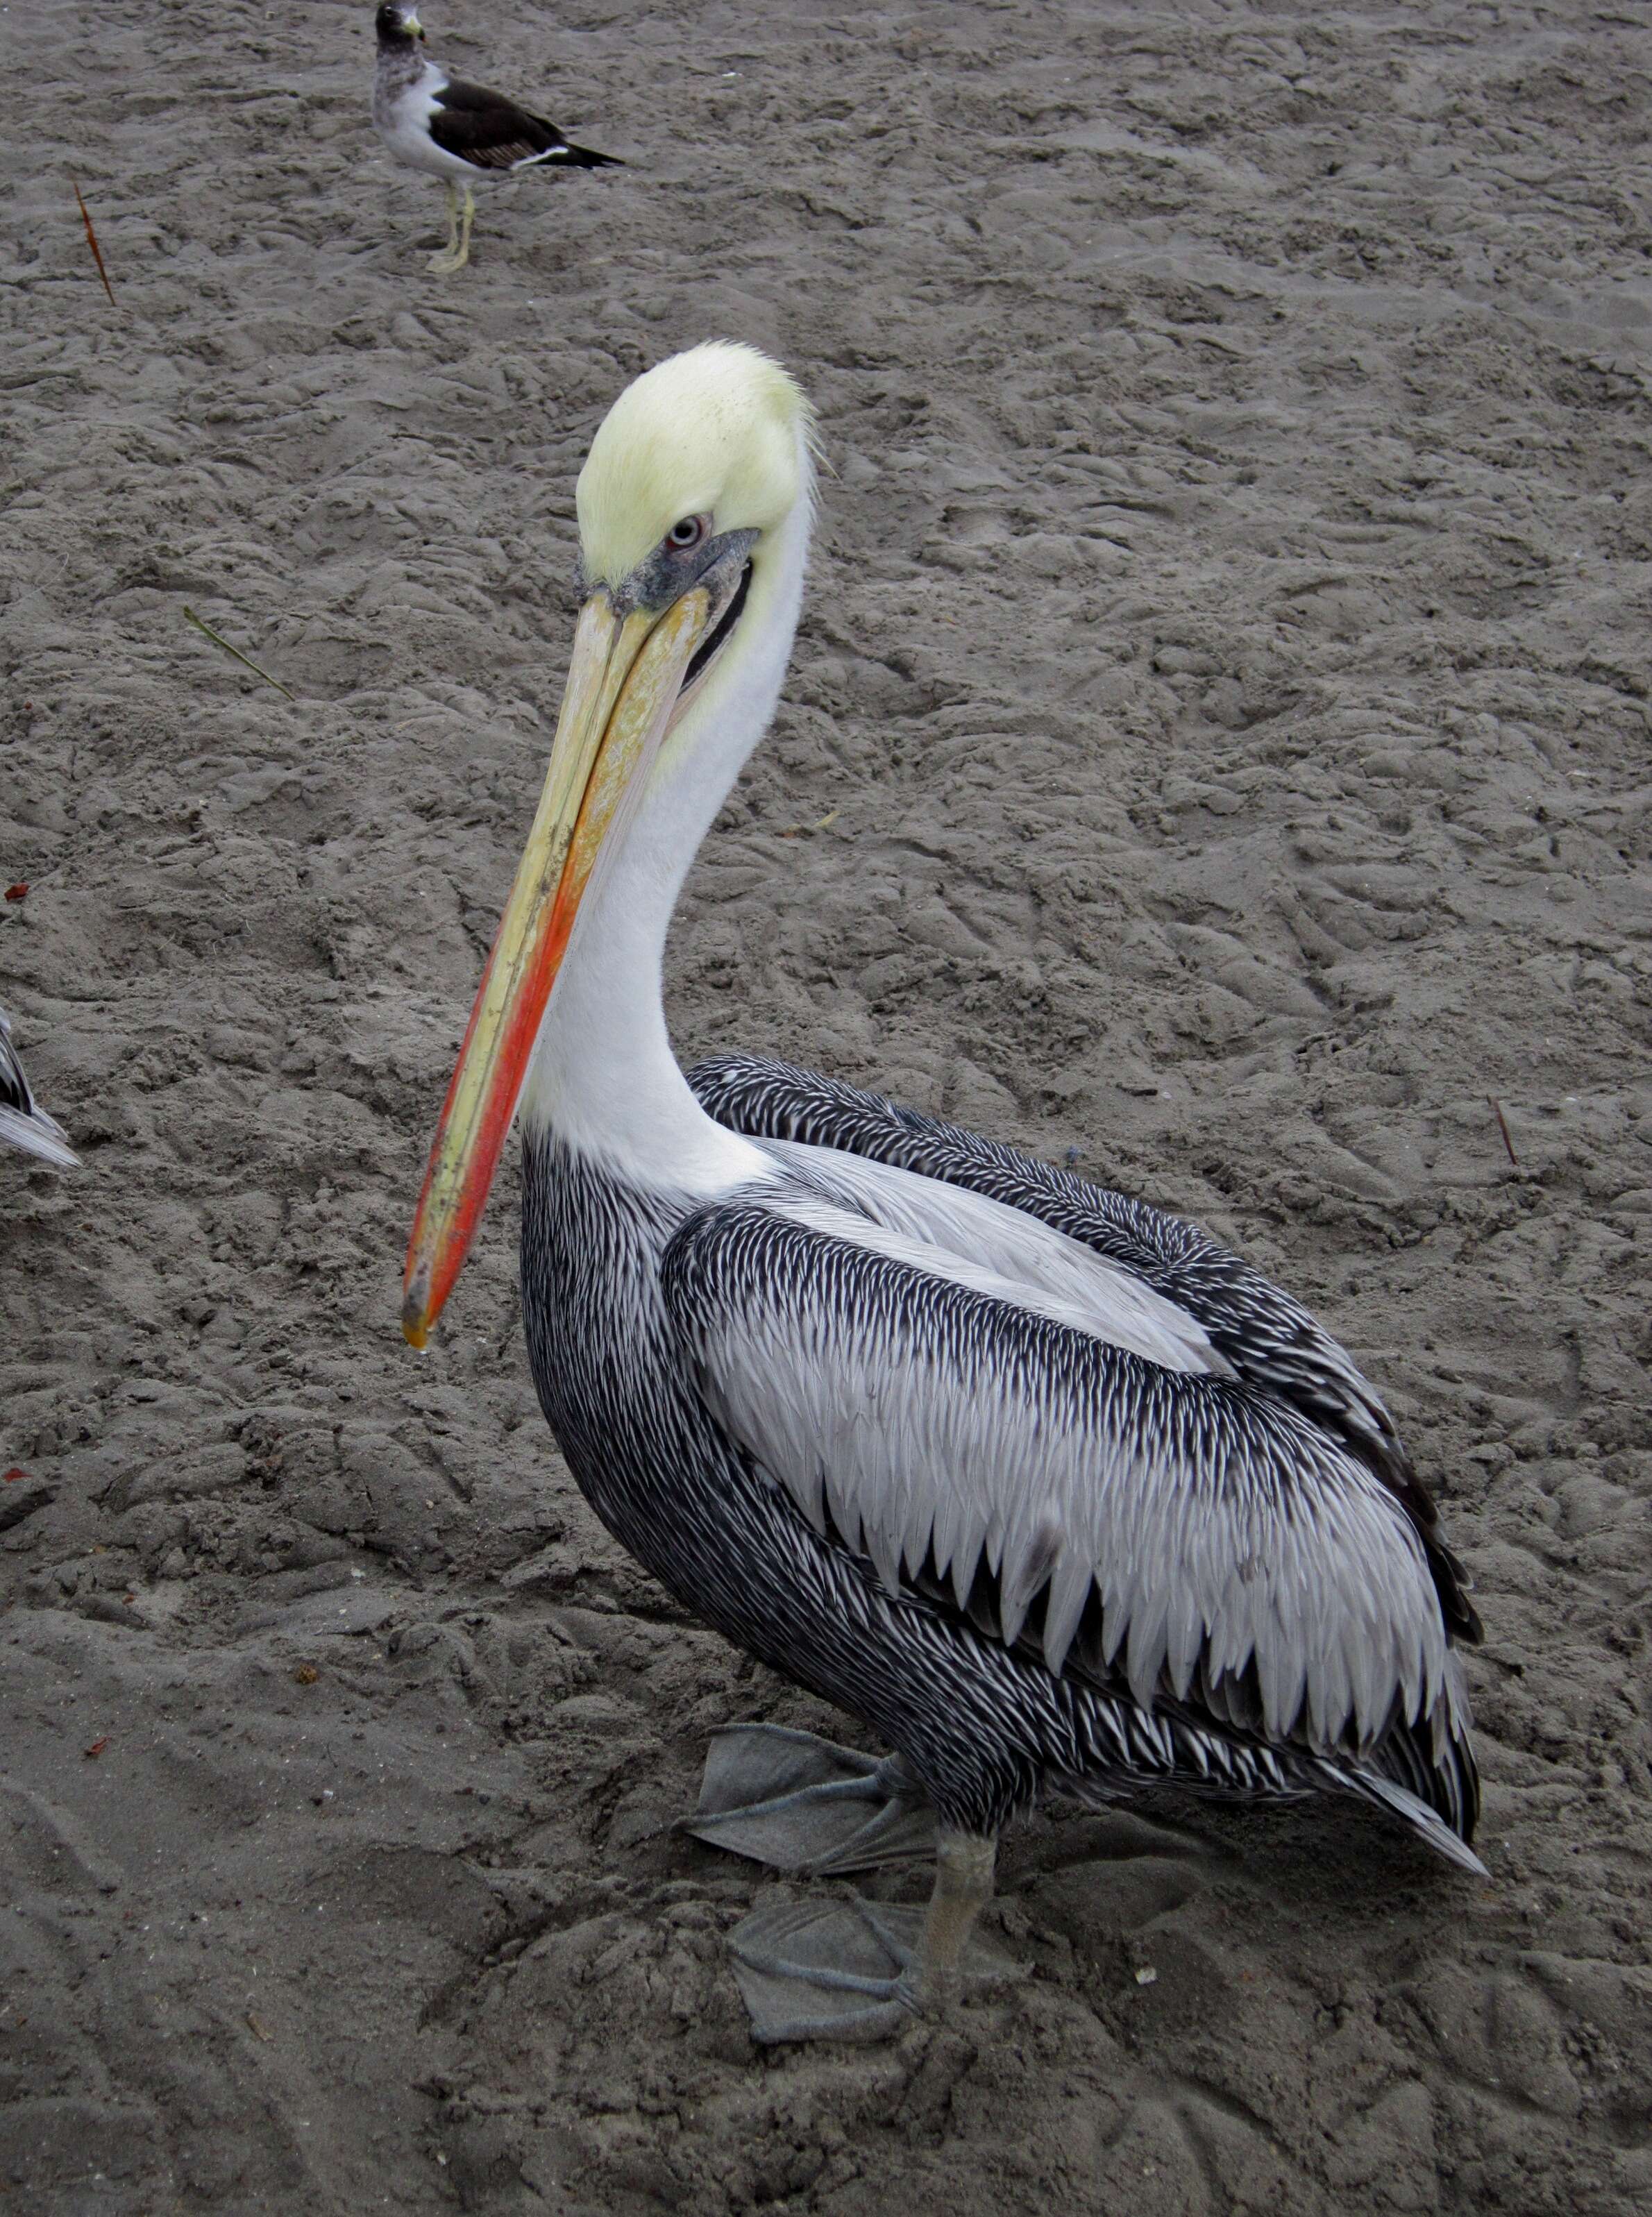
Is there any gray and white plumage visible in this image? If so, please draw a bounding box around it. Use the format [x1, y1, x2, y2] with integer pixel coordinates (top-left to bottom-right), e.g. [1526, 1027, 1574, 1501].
[514, 1032, 1483, 1873]
[684, 1056, 1481, 1846]
[519, 1087, 1480, 1874]
[405, 346, 1485, 2045]
[689, 1053, 1480, 1635]
[0, 1009, 76, 1170]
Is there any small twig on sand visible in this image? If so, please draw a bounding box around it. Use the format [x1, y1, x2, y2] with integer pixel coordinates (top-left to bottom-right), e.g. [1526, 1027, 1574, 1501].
[71, 182, 117, 307]
[777, 808, 841, 841]
[1489, 1097, 1519, 1170]
[183, 608, 298, 703]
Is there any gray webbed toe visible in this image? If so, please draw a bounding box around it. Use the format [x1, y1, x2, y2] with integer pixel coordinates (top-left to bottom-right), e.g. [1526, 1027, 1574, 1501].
[686, 1723, 937, 1875]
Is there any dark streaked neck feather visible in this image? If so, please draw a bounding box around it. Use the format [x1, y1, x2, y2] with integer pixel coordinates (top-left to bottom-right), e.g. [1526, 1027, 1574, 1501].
[375, 35, 427, 90]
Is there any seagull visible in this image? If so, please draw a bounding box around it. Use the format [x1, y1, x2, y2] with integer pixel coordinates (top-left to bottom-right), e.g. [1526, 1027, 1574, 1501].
[371, 1, 621, 274]
[1, 1009, 76, 1169]
[401, 343, 1484, 2043]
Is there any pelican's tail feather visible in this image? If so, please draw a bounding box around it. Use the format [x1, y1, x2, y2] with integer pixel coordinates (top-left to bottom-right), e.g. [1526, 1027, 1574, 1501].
[0, 1102, 78, 1170]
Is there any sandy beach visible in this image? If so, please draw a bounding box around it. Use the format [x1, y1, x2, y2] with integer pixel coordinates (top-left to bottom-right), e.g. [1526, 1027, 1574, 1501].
[2, 0, 1649, 2209]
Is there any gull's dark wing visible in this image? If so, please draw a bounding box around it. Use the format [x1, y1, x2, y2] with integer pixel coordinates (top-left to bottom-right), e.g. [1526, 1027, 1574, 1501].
[430, 79, 622, 171]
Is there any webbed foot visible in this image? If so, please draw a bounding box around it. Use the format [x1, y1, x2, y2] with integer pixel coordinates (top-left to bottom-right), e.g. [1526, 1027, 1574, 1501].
[686, 1723, 938, 1875]
[727, 1897, 919, 2043]
[726, 1831, 1020, 2046]
[728, 1896, 1018, 2044]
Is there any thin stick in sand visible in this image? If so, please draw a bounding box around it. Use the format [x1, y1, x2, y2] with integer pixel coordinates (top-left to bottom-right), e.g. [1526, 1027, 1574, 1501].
[183, 609, 298, 704]
[71, 182, 116, 307]
[1489, 1097, 1519, 1170]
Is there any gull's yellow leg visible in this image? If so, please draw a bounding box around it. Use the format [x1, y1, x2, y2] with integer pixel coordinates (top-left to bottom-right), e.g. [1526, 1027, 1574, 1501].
[427, 178, 463, 273]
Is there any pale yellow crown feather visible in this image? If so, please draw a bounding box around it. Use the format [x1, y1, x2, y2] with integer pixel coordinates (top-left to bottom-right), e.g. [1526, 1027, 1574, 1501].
[576, 342, 816, 587]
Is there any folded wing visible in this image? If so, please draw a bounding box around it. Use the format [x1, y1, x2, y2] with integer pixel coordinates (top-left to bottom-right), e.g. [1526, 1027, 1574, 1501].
[429, 81, 621, 171]
[663, 1192, 1457, 1767]
[690, 1052, 1480, 1644]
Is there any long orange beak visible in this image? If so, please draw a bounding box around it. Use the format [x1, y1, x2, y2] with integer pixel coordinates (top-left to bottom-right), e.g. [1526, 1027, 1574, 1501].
[401, 584, 716, 1348]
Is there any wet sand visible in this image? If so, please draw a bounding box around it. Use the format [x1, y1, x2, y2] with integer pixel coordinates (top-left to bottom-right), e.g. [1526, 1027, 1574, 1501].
[2, 1, 1649, 2210]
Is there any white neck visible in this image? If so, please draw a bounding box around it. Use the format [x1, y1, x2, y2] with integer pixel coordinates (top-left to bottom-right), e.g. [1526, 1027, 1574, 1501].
[519, 475, 811, 1194]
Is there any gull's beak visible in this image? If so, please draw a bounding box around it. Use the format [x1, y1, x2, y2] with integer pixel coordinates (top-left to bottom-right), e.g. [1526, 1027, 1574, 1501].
[400, 577, 721, 1349]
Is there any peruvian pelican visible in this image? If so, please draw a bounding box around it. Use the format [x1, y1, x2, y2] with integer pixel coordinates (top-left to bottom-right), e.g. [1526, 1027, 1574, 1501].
[372, 3, 621, 276]
[402, 343, 1484, 2043]
[1, 1009, 76, 1170]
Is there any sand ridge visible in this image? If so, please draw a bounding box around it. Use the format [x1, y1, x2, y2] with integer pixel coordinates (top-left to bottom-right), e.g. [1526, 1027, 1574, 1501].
[2, 0, 1649, 2211]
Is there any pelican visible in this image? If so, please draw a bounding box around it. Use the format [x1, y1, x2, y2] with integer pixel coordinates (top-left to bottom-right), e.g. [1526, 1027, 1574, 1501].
[402, 343, 1484, 2043]
[1, 1008, 76, 1170]
[372, 2, 621, 276]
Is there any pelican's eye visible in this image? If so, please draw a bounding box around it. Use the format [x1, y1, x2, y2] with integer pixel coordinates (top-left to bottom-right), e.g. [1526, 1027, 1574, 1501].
[666, 516, 707, 551]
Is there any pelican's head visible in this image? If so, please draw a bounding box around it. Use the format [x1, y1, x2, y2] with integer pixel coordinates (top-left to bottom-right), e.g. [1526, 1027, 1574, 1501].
[401, 344, 814, 1347]
[578, 341, 811, 592]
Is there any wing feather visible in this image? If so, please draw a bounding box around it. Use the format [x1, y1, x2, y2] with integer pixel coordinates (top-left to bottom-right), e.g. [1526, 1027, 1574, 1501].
[427, 78, 622, 171]
[664, 1199, 1456, 1765]
[428, 83, 555, 169]
[691, 1052, 1481, 1646]
[0, 1013, 76, 1170]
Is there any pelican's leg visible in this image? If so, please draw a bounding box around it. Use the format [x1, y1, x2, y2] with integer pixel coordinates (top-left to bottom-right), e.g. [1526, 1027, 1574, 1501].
[686, 1723, 937, 1875]
[426, 178, 466, 274]
[725, 1830, 1011, 2045]
[911, 1830, 998, 2015]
